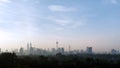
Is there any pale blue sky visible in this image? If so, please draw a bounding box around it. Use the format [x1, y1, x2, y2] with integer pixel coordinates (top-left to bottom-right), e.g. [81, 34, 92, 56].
[0, 0, 120, 52]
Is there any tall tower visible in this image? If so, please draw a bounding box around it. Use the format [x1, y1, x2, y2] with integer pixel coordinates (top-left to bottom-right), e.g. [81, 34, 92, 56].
[19, 47, 24, 55]
[56, 41, 58, 50]
[29, 42, 33, 55]
[30, 42, 32, 48]
[27, 42, 29, 51]
[86, 47, 92, 54]
[69, 45, 71, 52]
[0, 48, 1, 53]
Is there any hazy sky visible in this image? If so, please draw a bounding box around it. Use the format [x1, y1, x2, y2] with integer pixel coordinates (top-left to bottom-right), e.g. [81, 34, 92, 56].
[0, 0, 120, 52]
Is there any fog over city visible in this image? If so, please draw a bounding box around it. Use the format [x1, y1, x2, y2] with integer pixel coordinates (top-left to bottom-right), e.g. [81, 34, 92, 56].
[0, 0, 120, 53]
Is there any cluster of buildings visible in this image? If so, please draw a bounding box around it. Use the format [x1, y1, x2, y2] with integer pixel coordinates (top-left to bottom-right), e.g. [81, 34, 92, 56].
[1, 41, 119, 55]
[18, 42, 65, 56]
[16, 41, 93, 56]
[111, 49, 119, 55]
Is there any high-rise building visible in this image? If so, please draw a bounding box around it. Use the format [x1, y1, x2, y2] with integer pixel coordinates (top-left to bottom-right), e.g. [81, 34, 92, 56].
[19, 47, 24, 55]
[61, 48, 64, 54]
[69, 45, 71, 52]
[30, 46, 33, 55]
[30, 42, 32, 48]
[58, 47, 64, 54]
[56, 41, 58, 50]
[111, 49, 119, 55]
[0, 48, 1, 53]
[51, 48, 56, 55]
[29, 42, 33, 55]
[27, 42, 29, 51]
[86, 47, 92, 54]
[27, 42, 33, 55]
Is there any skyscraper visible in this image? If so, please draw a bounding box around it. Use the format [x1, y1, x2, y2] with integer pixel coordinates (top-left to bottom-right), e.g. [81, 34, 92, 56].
[0, 48, 1, 53]
[27, 42, 33, 55]
[27, 42, 29, 51]
[19, 47, 24, 55]
[56, 41, 58, 50]
[30, 42, 33, 54]
[30, 42, 32, 48]
[86, 47, 92, 54]
[69, 45, 71, 52]
[111, 49, 119, 55]
[58, 47, 64, 54]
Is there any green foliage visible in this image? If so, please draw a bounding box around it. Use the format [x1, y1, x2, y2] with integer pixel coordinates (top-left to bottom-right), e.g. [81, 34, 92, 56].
[0, 52, 18, 68]
[0, 53, 120, 68]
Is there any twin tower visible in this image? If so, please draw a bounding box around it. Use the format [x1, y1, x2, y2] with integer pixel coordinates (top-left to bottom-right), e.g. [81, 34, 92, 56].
[27, 42, 32, 50]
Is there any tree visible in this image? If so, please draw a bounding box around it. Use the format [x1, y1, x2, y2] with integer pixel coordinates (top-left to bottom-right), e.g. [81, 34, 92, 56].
[0, 52, 18, 68]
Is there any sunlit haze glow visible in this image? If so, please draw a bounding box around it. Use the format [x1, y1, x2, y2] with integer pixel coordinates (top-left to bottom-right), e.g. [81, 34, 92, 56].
[0, 0, 120, 52]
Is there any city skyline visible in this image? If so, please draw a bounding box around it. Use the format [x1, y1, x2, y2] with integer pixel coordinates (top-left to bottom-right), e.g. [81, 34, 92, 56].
[1, 41, 119, 55]
[0, 0, 120, 52]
